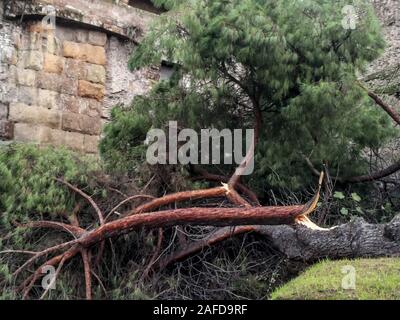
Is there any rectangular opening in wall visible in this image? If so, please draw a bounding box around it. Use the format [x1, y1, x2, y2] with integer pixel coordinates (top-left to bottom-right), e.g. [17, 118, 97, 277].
[128, 0, 167, 14]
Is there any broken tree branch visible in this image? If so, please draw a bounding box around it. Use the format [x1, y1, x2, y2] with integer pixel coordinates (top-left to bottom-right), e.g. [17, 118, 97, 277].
[106, 194, 156, 221]
[338, 161, 400, 183]
[367, 90, 400, 126]
[191, 166, 260, 205]
[80, 249, 92, 300]
[357, 81, 400, 126]
[302, 154, 400, 183]
[78, 205, 306, 248]
[56, 178, 105, 225]
[128, 187, 228, 215]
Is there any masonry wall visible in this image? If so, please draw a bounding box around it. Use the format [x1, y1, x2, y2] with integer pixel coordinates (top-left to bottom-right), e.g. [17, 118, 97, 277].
[0, 0, 158, 152]
[0, 6, 19, 141]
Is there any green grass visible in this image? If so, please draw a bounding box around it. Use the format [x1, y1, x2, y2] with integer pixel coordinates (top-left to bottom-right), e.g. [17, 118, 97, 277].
[271, 258, 400, 300]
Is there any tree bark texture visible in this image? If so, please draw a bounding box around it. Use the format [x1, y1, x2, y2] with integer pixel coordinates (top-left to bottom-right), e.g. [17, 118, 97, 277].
[256, 215, 400, 262]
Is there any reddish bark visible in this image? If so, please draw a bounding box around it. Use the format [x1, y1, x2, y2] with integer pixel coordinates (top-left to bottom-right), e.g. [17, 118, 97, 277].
[81, 249, 92, 300]
[368, 90, 400, 126]
[191, 167, 260, 204]
[225, 187, 253, 208]
[130, 187, 227, 215]
[228, 104, 261, 188]
[78, 205, 305, 248]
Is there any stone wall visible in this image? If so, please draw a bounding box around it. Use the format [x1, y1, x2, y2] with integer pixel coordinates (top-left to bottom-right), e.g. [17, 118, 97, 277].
[0, 6, 19, 140]
[104, 35, 158, 119]
[0, 0, 158, 152]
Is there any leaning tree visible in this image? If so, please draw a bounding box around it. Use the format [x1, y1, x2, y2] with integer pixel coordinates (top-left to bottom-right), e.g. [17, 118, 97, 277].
[1, 0, 400, 299]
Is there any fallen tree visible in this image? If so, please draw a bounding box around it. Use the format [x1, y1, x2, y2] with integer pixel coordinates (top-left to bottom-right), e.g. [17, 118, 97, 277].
[2, 172, 399, 300]
[257, 215, 400, 261]
[2, 0, 400, 300]
[4, 181, 308, 299]
[157, 215, 400, 269]
[4, 84, 400, 300]
[4, 81, 400, 299]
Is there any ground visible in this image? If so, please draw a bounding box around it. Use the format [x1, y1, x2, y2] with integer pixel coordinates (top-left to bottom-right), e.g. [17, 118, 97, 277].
[271, 258, 400, 300]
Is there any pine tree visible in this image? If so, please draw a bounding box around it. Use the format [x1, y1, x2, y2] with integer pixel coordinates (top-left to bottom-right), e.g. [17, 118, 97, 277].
[101, 0, 397, 193]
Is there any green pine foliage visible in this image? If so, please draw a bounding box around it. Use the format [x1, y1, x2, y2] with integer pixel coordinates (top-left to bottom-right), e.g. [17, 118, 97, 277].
[0, 144, 105, 298]
[101, 0, 398, 192]
[0, 144, 101, 229]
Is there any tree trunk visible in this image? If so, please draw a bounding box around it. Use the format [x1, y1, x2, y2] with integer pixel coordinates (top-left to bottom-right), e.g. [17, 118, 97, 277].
[256, 215, 400, 262]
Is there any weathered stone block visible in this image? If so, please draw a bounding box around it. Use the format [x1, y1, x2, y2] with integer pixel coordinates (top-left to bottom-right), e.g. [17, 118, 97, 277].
[0, 104, 8, 119]
[80, 98, 102, 118]
[13, 123, 41, 142]
[62, 41, 81, 60]
[88, 31, 107, 46]
[0, 120, 14, 140]
[83, 115, 102, 136]
[7, 65, 18, 85]
[62, 112, 102, 135]
[38, 89, 58, 109]
[63, 41, 106, 65]
[23, 50, 43, 71]
[37, 72, 62, 92]
[57, 94, 78, 113]
[37, 73, 77, 95]
[60, 77, 78, 96]
[83, 134, 99, 154]
[78, 80, 105, 101]
[55, 26, 76, 43]
[14, 124, 62, 146]
[16, 69, 36, 87]
[17, 86, 38, 105]
[64, 59, 86, 79]
[41, 127, 65, 146]
[87, 45, 107, 65]
[20, 33, 43, 51]
[64, 131, 84, 152]
[85, 64, 106, 84]
[57, 95, 101, 118]
[45, 33, 60, 55]
[9, 103, 61, 129]
[0, 86, 18, 105]
[75, 30, 88, 43]
[43, 53, 65, 74]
